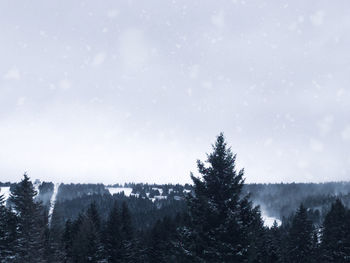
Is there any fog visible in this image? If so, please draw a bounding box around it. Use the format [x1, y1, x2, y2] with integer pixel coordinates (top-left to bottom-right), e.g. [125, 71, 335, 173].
[1, 0, 350, 183]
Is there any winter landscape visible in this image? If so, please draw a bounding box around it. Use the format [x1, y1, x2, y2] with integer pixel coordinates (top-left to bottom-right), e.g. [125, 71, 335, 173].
[1, 0, 350, 262]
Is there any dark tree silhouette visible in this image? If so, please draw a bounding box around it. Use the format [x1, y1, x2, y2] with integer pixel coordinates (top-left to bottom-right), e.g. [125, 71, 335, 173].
[287, 204, 315, 263]
[9, 174, 46, 263]
[178, 133, 265, 262]
[321, 199, 350, 262]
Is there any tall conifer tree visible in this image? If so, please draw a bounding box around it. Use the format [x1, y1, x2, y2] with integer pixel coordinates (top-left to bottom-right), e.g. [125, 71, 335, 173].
[287, 204, 315, 263]
[321, 199, 350, 262]
[71, 203, 103, 263]
[179, 133, 265, 262]
[120, 201, 134, 262]
[9, 174, 46, 263]
[104, 201, 123, 263]
[0, 193, 17, 261]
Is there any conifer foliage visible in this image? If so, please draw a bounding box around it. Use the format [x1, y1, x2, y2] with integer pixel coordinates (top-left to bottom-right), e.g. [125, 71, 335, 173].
[287, 204, 316, 263]
[103, 201, 123, 262]
[321, 199, 350, 262]
[179, 133, 265, 262]
[9, 173, 46, 263]
[0, 193, 17, 261]
[71, 202, 103, 263]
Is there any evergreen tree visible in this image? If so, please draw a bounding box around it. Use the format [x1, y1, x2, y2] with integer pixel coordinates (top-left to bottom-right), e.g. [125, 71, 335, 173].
[72, 216, 101, 263]
[71, 203, 103, 263]
[266, 221, 282, 263]
[47, 202, 66, 262]
[321, 199, 350, 262]
[121, 202, 133, 240]
[103, 201, 123, 263]
[147, 216, 177, 263]
[62, 218, 75, 262]
[178, 133, 265, 262]
[87, 201, 101, 231]
[287, 204, 315, 263]
[0, 193, 17, 261]
[120, 201, 134, 262]
[278, 216, 292, 262]
[131, 235, 148, 263]
[9, 174, 46, 263]
[0, 194, 9, 260]
[240, 197, 267, 262]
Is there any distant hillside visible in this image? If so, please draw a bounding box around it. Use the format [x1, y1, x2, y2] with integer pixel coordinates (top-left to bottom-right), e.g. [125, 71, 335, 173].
[2, 180, 350, 228]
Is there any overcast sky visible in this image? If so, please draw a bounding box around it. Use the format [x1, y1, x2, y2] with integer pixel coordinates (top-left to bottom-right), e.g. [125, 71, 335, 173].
[0, 0, 350, 184]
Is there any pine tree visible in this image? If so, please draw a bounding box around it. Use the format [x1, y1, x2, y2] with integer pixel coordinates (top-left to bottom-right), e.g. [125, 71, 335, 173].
[121, 202, 133, 241]
[131, 236, 148, 263]
[178, 133, 265, 262]
[87, 201, 101, 231]
[120, 201, 134, 262]
[266, 221, 282, 262]
[147, 217, 177, 263]
[287, 204, 315, 263]
[62, 218, 75, 262]
[243, 201, 267, 262]
[9, 174, 46, 263]
[71, 203, 103, 263]
[103, 201, 123, 263]
[73, 217, 101, 263]
[278, 216, 292, 262]
[0, 193, 17, 261]
[321, 199, 350, 262]
[47, 202, 66, 262]
[0, 194, 8, 259]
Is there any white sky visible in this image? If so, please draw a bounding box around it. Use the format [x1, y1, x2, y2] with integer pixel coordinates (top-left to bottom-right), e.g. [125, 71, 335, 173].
[1, 0, 350, 184]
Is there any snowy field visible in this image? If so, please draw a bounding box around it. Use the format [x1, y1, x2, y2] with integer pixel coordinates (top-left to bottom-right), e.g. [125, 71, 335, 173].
[262, 213, 282, 228]
[106, 187, 133, 197]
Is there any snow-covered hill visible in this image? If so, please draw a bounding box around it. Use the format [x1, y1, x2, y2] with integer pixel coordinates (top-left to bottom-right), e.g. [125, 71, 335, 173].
[106, 187, 133, 197]
[0, 187, 11, 204]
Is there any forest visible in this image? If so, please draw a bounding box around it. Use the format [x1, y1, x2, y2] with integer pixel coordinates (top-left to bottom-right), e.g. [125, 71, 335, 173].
[1, 134, 350, 262]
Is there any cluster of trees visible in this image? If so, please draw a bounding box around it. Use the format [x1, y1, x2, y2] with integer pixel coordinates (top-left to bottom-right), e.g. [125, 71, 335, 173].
[51, 192, 187, 232]
[56, 184, 109, 202]
[244, 182, 350, 220]
[1, 133, 350, 262]
[129, 183, 192, 200]
[0, 174, 47, 262]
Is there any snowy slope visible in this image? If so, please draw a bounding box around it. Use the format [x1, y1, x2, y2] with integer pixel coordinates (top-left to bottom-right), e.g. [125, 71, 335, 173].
[0, 187, 11, 204]
[261, 211, 282, 228]
[48, 183, 60, 226]
[106, 187, 133, 197]
[33, 181, 40, 197]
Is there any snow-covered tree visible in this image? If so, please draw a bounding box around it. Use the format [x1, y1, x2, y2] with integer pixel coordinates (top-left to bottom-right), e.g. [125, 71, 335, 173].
[178, 133, 265, 262]
[9, 174, 46, 263]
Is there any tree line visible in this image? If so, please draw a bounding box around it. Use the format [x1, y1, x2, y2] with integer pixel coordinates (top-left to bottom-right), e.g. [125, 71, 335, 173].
[1, 133, 350, 262]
